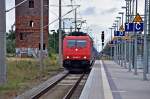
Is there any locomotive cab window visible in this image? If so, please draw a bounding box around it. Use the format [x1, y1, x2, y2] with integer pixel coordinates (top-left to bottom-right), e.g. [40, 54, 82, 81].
[67, 40, 76, 47]
[76, 40, 87, 48]
[67, 40, 87, 48]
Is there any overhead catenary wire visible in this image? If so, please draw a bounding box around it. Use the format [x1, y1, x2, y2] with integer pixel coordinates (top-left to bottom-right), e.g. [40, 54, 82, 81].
[5, 0, 82, 31]
[5, 0, 28, 12]
[5, 0, 79, 30]
[43, 6, 80, 28]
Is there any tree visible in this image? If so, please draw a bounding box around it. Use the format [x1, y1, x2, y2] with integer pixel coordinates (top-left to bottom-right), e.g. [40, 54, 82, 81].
[48, 29, 66, 56]
[6, 30, 15, 55]
[48, 30, 59, 56]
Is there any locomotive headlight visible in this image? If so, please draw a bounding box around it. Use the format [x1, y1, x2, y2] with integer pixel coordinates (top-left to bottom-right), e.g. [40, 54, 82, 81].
[67, 56, 70, 59]
[83, 56, 87, 59]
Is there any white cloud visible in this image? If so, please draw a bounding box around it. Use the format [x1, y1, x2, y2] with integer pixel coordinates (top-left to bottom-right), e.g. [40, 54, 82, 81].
[80, 7, 96, 16]
[6, 0, 15, 32]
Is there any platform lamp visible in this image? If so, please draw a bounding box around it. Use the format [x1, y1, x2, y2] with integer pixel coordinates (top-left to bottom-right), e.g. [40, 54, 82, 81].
[117, 16, 124, 67]
[122, 4, 132, 71]
[109, 27, 114, 59]
[114, 20, 121, 64]
[112, 25, 117, 62]
[119, 12, 124, 26]
[114, 20, 119, 31]
[116, 17, 121, 28]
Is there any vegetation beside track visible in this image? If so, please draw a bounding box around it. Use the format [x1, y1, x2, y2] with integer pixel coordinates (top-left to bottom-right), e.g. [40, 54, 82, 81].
[0, 54, 62, 98]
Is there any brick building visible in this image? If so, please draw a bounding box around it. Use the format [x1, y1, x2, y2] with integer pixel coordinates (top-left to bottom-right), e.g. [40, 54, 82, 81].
[15, 0, 49, 57]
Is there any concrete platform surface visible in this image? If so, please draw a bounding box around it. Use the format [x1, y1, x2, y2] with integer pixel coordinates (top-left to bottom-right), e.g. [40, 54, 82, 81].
[79, 60, 113, 99]
[103, 60, 150, 99]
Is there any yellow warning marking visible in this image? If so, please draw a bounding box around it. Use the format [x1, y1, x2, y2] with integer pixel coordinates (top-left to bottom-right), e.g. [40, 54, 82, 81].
[133, 13, 143, 22]
[119, 25, 124, 32]
[122, 36, 132, 41]
[113, 37, 119, 40]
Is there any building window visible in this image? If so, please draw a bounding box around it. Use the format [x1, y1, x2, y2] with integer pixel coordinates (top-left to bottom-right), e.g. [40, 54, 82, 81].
[29, 0, 34, 8]
[20, 33, 26, 40]
[43, 43, 46, 50]
[20, 33, 23, 40]
[29, 21, 34, 27]
[39, 43, 46, 50]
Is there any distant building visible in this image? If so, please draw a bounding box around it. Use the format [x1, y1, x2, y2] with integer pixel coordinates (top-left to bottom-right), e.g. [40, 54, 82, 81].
[15, 0, 49, 57]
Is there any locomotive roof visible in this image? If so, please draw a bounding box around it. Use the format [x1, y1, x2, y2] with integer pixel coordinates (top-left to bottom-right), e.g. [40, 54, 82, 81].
[68, 31, 88, 36]
[64, 31, 93, 42]
[64, 35, 93, 42]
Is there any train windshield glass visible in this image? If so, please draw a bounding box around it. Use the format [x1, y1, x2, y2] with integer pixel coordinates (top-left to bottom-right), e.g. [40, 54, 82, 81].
[67, 40, 76, 47]
[76, 40, 86, 47]
[67, 40, 87, 48]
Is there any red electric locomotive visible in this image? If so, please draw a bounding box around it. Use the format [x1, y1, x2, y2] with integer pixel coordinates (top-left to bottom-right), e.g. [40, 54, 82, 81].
[63, 32, 95, 71]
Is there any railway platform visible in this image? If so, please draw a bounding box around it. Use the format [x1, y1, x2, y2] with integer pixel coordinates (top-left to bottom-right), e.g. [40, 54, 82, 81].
[80, 60, 150, 99]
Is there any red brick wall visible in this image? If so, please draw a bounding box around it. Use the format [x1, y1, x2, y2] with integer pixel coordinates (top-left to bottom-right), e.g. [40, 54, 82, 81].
[15, 0, 49, 49]
[16, 16, 48, 48]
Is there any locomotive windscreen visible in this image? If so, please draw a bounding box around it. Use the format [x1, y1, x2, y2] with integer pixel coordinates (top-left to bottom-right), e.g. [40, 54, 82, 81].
[67, 40, 87, 48]
[67, 40, 76, 47]
[76, 40, 86, 47]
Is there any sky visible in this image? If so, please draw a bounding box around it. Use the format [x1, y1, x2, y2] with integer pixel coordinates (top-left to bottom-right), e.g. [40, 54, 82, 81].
[6, 0, 145, 51]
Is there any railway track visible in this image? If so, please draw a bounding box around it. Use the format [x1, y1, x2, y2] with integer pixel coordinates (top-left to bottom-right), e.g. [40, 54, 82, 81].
[16, 71, 88, 99]
[39, 73, 87, 99]
[32, 73, 70, 99]
[62, 73, 84, 99]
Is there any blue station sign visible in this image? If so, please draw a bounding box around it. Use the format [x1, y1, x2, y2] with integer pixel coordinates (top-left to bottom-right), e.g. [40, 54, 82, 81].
[125, 23, 143, 32]
[114, 31, 125, 36]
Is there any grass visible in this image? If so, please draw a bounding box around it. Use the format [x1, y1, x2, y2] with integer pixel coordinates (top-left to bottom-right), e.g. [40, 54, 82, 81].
[0, 54, 61, 97]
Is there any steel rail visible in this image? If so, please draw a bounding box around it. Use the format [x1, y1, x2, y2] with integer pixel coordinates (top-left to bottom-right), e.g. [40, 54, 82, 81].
[63, 73, 85, 99]
[31, 72, 69, 99]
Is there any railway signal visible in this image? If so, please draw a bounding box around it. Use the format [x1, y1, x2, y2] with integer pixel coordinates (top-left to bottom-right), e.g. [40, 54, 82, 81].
[101, 31, 104, 49]
[101, 31, 104, 42]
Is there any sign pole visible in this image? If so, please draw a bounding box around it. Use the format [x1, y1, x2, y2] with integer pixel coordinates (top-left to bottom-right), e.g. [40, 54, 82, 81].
[134, 0, 138, 75]
[134, 28, 138, 75]
[128, 0, 132, 72]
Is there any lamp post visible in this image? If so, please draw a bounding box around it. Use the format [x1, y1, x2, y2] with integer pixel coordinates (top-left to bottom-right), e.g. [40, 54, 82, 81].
[112, 25, 117, 62]
[115, 20, 119, 31]
[116, 17, 123, 66]
[122, 0, 132, 71]
[115, 20, 120, 64]
[119, 12, 127, 68]
[109, 27, 113, 59]
[116, 17, 122, 29]
[118, 12, 124, 26]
